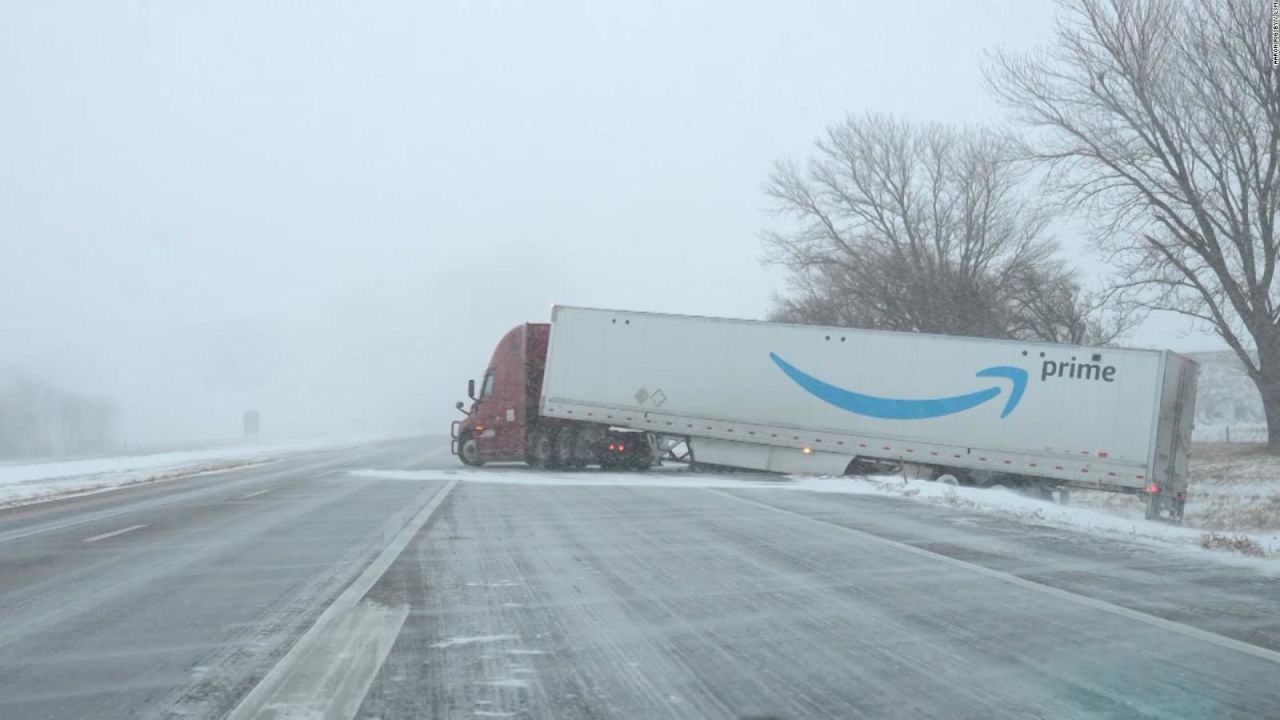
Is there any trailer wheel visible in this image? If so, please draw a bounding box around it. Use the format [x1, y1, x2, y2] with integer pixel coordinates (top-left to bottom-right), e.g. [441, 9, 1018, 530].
[626, 452, 655, 471]
[555, 427, 582, 470]
[530, 427, 557, 470]
[936, 473, 960, 486]
[458, 433, 484, 466]
[574, 426, 605, 467]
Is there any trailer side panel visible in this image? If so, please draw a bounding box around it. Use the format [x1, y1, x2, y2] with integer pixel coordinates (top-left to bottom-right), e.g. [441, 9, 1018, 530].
[541, 307, 1191, 490]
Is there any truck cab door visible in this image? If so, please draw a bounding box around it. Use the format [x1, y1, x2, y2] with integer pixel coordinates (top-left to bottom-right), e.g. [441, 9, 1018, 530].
[472, 370, 501, 455]
[466, 325, 536, 462]
[473, 369, 527, 460]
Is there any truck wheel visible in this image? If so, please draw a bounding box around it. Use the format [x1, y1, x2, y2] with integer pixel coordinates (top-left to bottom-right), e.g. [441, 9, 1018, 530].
[458, 435, 484, 466]
[530, 427, 557, 470]
[574, 426, 604, 467]
[555, 427, 582, 470]
[626, 452, 654, 471]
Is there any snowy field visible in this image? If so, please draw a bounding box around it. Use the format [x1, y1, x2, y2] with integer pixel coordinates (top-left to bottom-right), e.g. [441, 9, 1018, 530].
[1194, 423, 1268, 443]
[0, 437, 394, 508]
[1067, 442, 1280, 538]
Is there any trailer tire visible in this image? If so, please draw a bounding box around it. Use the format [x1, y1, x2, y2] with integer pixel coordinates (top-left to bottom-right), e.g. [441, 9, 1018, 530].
[574, 425, 606, 467]
[627, 453, 654, 471]
[555, 426, 582, 470]
[530, 427, 557, 470]
[458, 434, 484, 466]
[936, 473, 960, 486]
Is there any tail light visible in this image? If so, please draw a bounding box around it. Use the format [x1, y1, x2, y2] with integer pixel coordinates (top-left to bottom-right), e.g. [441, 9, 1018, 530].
[1146, 483, 1160, 494]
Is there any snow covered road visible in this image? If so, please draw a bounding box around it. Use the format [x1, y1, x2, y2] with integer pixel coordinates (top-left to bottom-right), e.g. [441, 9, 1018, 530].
[357, 469, 1280, 719]
[2, 441, 1279, 719]
[0, 438, 451, 720]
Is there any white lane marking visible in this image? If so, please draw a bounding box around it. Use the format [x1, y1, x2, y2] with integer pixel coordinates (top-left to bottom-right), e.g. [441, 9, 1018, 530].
[226, 479, 458, 720]
[715, 490, 1280, 667]
[239, 489, 271, 499]
[246, 602, 408, 720]
[431, 634, 518, 649]
[482, 678, 531, 689]
[82, 524, 148, 543]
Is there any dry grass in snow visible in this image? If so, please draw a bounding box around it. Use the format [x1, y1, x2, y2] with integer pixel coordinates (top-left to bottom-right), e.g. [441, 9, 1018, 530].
[1198, 532, 1267, 557]
[1070, 443, 1280, 534]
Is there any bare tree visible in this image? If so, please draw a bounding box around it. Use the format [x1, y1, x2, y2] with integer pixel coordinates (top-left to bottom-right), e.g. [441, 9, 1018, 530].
[763, 113, 1117, 344]
[988, 0, 1280, 447]
[1004, 259, 1133, 344]
[0, 378, 117, 458]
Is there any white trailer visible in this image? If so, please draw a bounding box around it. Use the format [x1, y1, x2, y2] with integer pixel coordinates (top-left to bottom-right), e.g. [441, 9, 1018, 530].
[539, 306, 1198, 521]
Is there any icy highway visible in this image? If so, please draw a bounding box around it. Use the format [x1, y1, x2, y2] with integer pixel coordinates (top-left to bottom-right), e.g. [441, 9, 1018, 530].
[1, 438, 1278, 719]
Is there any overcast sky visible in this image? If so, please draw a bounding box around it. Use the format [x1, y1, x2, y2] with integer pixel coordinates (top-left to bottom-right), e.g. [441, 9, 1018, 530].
[0, 0, 1222, 445]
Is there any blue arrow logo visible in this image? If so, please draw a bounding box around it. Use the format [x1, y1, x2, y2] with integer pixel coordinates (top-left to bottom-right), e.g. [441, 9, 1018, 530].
[769, 353, 1027, 420]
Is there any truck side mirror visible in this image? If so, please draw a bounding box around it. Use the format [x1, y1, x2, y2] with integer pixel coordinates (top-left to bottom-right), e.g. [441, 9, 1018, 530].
[467, 379, 477, 400]
[455, 401, 469, 415]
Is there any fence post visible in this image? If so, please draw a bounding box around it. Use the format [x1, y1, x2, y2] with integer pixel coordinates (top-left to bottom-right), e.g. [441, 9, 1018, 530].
[1226, 426, 1231, 443]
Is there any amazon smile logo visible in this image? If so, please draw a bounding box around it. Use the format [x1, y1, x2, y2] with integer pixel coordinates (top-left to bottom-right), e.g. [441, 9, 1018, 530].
[769, 353, 1028, 420]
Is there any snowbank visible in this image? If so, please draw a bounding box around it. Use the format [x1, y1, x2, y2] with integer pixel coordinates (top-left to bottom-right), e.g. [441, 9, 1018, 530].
[352, 465, 1280, 563]
[804, 473, 1280, 560]
[0, 437, 381, 508]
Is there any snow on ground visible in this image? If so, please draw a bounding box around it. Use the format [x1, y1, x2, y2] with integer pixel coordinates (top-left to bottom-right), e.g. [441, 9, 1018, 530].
[0, 436, 386, 508]
[351, 464, 1280, 564]
[1194, 423, 1267, 443]
[807, 473, 1280, 562]
[1067, 442, 1280, 534]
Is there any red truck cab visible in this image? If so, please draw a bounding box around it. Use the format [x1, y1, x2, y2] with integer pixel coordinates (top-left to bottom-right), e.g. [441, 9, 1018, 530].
[452, 323, 550, 464]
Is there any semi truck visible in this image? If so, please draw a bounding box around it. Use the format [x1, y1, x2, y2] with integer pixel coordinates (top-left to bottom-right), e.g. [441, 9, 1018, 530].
[451, 306, 1198, 522]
